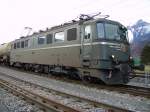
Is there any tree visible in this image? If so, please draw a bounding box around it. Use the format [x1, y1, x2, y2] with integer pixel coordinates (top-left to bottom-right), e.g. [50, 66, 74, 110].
[141, 45, 150, 64]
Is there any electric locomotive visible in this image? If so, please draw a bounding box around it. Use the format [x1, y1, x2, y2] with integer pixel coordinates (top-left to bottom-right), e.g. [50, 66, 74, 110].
[10, 14, 132, 85]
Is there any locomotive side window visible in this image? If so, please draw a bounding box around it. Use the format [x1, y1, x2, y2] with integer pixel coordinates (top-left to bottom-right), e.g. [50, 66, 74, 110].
[17, 42, 20, 48]
[46, 34, 53, 44]
[55, 32, 64, 42]
[11, 44, 13, 50]
[84, 25, 91, 39]
[14, 43, 16, 49]
[21, 41, 24, 48]
[38, 36, 45, 45]
[25, 40, 29, 47]
[97, 23, 104, 39]
[67, 28, 77, 41]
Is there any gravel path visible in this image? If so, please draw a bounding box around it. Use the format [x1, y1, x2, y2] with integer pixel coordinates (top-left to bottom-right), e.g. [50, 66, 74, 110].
[0, 66, 150, 112]
[0, 87, 43, 112]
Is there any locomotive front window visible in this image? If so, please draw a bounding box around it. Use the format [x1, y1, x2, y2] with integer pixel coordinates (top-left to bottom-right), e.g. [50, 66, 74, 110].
[105, 24, 120, 40]
[96, 22, 127, 42]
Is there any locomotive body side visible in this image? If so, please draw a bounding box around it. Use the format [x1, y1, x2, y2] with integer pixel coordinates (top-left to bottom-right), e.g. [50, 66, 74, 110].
[10, 23, 81, 69]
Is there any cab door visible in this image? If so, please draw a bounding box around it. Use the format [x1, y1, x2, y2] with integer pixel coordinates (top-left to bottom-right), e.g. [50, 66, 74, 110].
[81, 25, 92, 67]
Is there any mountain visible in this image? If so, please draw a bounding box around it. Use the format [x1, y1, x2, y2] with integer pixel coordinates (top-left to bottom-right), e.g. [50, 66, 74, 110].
[128, 19, 150, 57]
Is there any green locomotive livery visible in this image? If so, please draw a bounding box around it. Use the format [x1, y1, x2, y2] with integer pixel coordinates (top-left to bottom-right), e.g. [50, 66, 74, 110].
[0, 15, 134, 84]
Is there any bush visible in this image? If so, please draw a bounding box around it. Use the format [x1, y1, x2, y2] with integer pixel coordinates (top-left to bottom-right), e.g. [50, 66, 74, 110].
[141, 45, 150, 64]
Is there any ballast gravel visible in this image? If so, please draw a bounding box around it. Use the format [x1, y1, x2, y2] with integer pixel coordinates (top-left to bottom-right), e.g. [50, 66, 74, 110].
[0, 66, 150, 112]
[0, 73, 108, 112]
[0, 87, 43, 112]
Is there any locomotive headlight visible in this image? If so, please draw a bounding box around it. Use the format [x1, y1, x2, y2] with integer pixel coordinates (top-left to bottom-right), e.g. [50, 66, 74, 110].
[129, 56, 134, 66]
[129, 56, 133, 60]
[111, 55, 115, 59]
[129, 56, 134, 63]
[111, 55, 119, 64]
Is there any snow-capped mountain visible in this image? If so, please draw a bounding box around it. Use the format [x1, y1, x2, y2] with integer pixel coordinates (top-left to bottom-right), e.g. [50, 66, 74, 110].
[128, 20, 150, 57]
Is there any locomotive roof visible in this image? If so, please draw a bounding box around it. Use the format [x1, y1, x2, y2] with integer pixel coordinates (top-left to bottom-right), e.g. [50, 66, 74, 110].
[16, 18, 123, 41]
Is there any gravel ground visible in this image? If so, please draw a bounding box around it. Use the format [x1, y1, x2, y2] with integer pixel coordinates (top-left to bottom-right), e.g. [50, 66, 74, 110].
[0, 67, 150, 112]
[0, 87, 44, 112]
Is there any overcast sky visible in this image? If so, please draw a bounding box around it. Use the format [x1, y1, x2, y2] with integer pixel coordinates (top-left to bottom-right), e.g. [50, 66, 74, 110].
[0, 0, 150, 44]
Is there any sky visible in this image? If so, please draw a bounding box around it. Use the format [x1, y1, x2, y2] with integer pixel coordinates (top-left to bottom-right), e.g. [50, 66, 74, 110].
[0, 0, 150, 44]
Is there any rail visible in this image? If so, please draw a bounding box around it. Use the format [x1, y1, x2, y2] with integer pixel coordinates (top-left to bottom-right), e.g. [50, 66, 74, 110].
[130, 72, 150, 86]
[1, 66, 150, 98]
[0, 79, 80, 112]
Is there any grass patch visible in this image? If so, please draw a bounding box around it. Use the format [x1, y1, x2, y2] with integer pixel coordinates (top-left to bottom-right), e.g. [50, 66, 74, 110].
[145, 65, 150, 72]
[134, 65, 150, 73]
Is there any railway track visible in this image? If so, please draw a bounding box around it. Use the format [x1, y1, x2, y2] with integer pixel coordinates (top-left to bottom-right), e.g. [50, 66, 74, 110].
[1, 66, 150, 99]
[0, 79, 78, 112]
[102, 85, 150, 99]
[0, 72, 131, 112]
[130, 72, 150, 78]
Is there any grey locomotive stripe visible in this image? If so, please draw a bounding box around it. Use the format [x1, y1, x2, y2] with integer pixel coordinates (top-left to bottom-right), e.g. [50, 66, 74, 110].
[83, 42, 120, 46]
[12, 42, 120, 52]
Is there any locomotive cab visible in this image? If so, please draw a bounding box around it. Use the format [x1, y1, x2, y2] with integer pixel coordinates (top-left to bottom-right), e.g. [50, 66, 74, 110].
[81, 19, 131, 84]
